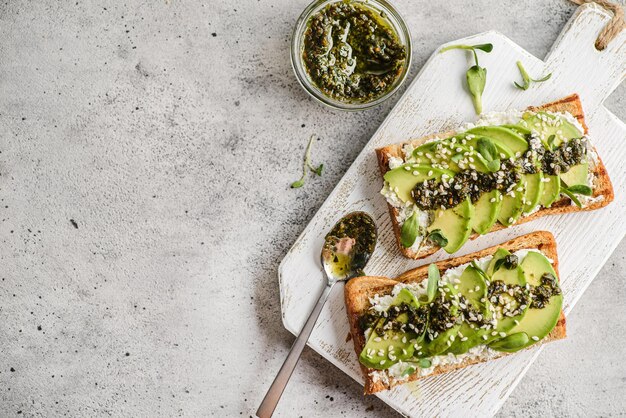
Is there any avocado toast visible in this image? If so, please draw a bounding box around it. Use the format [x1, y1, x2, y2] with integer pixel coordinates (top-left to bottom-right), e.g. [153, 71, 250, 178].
[345, 231, 566, 395]
[377, 94, 613, 259]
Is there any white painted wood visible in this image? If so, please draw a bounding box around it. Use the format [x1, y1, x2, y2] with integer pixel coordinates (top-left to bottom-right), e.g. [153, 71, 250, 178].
[278, 4, 626, 417]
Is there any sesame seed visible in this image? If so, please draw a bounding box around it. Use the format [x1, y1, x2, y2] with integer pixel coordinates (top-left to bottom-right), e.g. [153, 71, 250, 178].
[532, 336, 539, 341]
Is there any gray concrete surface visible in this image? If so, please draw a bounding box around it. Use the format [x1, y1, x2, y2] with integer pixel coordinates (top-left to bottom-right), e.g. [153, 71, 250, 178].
[0, 0, 624, 417]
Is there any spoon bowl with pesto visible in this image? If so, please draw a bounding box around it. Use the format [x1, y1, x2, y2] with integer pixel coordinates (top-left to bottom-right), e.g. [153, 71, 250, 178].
[257, 211, 377, 417]
[291, 0, 411, 110]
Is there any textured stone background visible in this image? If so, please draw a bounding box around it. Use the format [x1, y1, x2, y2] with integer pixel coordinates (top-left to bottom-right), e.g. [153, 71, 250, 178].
[0, 0, 624, 416]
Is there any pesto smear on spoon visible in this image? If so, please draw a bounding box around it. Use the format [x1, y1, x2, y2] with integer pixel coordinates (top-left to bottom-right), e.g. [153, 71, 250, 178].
[302, 1, 406, 103]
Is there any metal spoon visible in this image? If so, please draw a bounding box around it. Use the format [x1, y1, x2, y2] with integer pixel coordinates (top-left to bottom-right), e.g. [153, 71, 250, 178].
[257, 211, 377, 418]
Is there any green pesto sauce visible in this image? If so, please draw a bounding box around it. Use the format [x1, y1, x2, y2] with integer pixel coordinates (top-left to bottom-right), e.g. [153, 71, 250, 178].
[302, 1, 406, 103]
[324, 212, 377, 275]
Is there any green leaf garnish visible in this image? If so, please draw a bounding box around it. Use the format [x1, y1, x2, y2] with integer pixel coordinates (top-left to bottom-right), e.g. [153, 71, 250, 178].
[561, 188, 583, 208]
[560, 179, 592, 208]
[401, 366, 416, 377]
[307, 161, 324, 176]
[566, 184, 592, 196]
[440, 44, 492, 115]
[467, 65, 487, 114]
[291, 135, 324, 188]
[546, 134, 557, 151]
[427, 229, 448, 248]
[513, 61, 552, 91]
[485, 159, 501, 172]
[489, 332, 530, 350]
[400, 212, 420, 248]
[451, 153, 464, 163]
[290, 179, 305, 188]
[477, 138, 501, 172]
[493, 254, 518, 274]
[493, 257, 506, 274]
[477, 138, 497, 161]
[439, 43, 493, 54]
[418, 358, 432, 368]
[420, 264, 440, 304]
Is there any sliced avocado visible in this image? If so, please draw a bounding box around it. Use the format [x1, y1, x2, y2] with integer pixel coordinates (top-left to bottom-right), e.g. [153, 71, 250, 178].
[522, 112, 582, 147]
[420, 283, 460, 357]
[539, 175, 560, 208]
[384, 164, 454, 203]
[521, 173, 543, 214]
[359, 289, 421, 369]
[497, 181, 525, 226]
[486, 250, 529, 343]
[486, 248, 510, 277]
[427, 198, 474, 254]
[559, 162, 589, 187]
[492, 251, 563, 352]
[501, 124, 531, 136]
[471, 190, 502, 235]
[446, 266, 492, 355]
[411, 141, 465, 173]
[489, 332, 530, 351]
[466, 126, 529, 156]
[461, 135, 515, 159]
[419, 137, 491, 173]
[412, 140, 442, 156]
[470, 150, 496, 173]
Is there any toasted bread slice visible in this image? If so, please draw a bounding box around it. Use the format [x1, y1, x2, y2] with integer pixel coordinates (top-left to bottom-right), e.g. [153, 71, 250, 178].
[345, 231, 566, 395]
[376, 94, 614, 259]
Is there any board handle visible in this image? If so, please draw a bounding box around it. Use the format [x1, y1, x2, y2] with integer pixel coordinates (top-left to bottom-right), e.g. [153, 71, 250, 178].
[568, 0, 625, 50]
[546, 2, 626, 107]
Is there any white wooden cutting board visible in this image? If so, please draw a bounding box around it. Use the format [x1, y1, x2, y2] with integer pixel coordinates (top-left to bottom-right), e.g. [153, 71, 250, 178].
[279, 4, 626, 416]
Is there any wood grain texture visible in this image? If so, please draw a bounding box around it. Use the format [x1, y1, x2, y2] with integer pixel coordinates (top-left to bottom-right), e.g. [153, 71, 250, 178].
[279, 3, 626, 417]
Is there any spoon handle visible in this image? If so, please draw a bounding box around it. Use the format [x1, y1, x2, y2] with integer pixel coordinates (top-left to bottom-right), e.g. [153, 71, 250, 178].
[256, 282, 337, 418]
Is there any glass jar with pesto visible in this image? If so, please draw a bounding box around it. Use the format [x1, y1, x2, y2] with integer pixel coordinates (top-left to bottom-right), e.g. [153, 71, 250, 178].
[291, 0, 411, 110]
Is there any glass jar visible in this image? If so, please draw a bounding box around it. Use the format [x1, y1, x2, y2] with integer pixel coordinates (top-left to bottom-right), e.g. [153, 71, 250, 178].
[291, 0, 412, 111]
